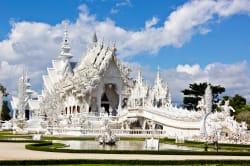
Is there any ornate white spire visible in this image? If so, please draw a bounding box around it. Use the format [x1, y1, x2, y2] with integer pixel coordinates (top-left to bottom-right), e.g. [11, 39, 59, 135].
[112, 41, 117, 54]
[205, 84, 212, 113]
[151, 66, 170, 107]
[60, 29, 73, 60]
[137, 70, 143, 85]
[128, 70, 149, 107]
[155, 65, 161, 84]
[17, 71, 34, 120]
[93, 32, 98, 43]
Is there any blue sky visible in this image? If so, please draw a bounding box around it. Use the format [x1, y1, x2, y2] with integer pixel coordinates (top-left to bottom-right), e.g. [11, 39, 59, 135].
[0, 0, 250, 103]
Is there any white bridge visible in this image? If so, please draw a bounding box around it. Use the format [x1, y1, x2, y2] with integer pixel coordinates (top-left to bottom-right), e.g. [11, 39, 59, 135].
[46, 107, 202, 139]
[121, 107, 201, 138]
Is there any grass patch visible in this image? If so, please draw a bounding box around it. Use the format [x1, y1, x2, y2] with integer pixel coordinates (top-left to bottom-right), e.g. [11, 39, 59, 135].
[119, 137, 145, 141]
[0, 131, 95, 141]
[0, 130, 12, 135]
[160, 137, 250, 152]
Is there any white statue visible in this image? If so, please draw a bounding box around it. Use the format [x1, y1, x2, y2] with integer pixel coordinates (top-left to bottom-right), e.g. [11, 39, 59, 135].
[0, 91, 3, 121]
[201, 84, 213, 137]
[221, 100, 235, 116]
[204, 84, 212, 113]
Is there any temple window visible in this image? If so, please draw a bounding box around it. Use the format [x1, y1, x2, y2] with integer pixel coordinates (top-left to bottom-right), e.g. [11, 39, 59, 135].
[77, 105, 80, 113]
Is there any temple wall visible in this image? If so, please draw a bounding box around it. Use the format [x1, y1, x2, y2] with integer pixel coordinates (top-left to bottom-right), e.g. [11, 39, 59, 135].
[63, 94, 81, 115]
[163, 125, 200, 139]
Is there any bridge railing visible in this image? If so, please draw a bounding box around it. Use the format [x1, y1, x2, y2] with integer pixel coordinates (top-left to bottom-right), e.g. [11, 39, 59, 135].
[47, 128, 165, 137]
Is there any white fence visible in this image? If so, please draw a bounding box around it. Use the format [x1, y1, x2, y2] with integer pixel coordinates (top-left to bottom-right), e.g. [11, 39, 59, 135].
[47, 128, 166, 138]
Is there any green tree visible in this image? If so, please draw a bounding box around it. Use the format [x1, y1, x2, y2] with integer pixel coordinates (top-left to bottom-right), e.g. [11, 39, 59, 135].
[182, 82, 225, 110]
[0, 83, 8, 96]
[230, 94, 246, 112]
[1, 101, 11, 121]
[0, 83, 10, 121]
[235, 105, 250, 130]
[237, 104, 250, 113]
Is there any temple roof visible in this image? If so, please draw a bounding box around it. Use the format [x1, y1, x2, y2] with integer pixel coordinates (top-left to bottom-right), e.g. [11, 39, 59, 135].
[42, 32, 130, 98]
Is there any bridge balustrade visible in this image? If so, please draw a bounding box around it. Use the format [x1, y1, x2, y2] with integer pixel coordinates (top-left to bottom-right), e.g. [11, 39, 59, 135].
[47, 128, 165, 137]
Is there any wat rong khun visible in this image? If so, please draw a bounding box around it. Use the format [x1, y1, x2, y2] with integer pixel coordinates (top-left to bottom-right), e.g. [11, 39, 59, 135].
[1, 31, 249, 146]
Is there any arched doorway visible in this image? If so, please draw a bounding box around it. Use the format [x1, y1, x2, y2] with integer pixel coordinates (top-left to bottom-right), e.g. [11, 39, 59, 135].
[25, 109, 30, 120]
[101, 93, 109, 114]
[101, 84, 119, 115]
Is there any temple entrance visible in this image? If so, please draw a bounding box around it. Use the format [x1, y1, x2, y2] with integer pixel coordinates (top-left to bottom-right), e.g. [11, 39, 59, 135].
[101, 93, 110, 114]
[25, 109, 30, 120]
[101, 84, 119, 116]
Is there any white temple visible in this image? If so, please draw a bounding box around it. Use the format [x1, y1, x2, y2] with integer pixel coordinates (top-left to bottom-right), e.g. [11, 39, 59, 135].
[9, 31, 248, 143]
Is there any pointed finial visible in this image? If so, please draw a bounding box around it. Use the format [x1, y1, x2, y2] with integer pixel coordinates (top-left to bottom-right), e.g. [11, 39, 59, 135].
[60, 26, 72, 60]
[93, 31, 97, 43]
[156, 65, 161, 81]
[25, 71, 28, 81]
[22, 67, 25, 81]
[63, 20, 69, 43]
[64, 29, 69, 43]
[113, 41, 117, 54]
[157, 65, 160, 72]
[137, 69, 143, 83]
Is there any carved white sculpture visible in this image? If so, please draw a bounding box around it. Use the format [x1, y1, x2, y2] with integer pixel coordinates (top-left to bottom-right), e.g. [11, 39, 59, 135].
[197, 85, 248, 143]
[200, 84, 213, 137]
[221, 100, 236, 116]
[0, 91, 3, 122]
[145, 137, 159, 150]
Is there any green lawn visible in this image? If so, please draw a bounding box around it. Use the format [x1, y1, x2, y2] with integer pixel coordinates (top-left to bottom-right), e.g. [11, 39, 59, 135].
[41, 164, 247, 166]
[160, 137, 250, 152]
[1, 130, 250, 152]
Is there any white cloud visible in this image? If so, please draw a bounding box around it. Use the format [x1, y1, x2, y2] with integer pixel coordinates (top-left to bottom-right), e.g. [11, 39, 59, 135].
[2, 1, 250, 61]
[176, 64, 201, 75]
[199, 27, 211, 35]
[160, 61, 250, 103]
[110, 8, 119, 14]
[0, 61, 24, 95]
[78, 4, 89, 14]
[145, 17, 159, 29]
[0, 1, 250, 102]
[215, 0, 250, 17]
[116, 0, 131, 7]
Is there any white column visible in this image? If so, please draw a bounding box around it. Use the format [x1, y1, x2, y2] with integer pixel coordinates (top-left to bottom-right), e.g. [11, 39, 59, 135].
[118, 94, 122, 112]
[13, 109, 16, 119]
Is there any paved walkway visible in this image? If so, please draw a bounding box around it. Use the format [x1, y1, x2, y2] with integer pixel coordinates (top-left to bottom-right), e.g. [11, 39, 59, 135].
[0, 142, 250, 160]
